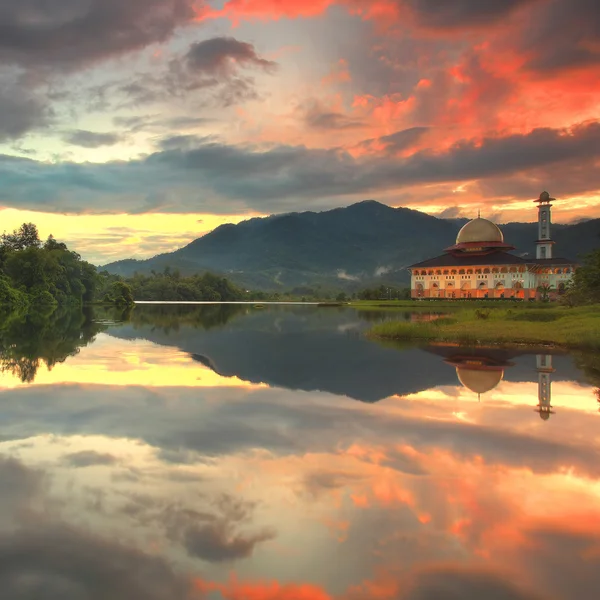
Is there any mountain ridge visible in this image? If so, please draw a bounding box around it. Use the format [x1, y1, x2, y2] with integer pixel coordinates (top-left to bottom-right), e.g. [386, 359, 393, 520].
[102, 201, 600, 290]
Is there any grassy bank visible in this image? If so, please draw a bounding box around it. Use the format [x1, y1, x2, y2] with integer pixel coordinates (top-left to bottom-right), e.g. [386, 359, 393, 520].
[368, 305, 600, 351]
[348, 299, 551, 310]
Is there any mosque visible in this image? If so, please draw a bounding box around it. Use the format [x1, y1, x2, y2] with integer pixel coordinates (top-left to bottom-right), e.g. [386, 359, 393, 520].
[409, 192, 577, 300]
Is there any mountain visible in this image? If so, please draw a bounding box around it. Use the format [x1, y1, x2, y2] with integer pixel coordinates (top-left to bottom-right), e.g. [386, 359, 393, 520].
[102, 201, 600, 290]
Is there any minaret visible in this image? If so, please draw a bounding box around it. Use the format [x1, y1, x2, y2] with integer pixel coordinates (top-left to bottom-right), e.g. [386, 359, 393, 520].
[535, 354, 555, 421]
[534, 191, 555, 260]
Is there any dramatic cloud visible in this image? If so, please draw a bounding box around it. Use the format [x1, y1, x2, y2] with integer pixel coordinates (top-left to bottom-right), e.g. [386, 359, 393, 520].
[0, 79, 49, 141]
[63, 130, 123, 148]
[303, 100, 366, 130]
[0, 456, 195, 600]
[405, 0, 537, 29]
[518, 0, 600, 72]
[0, 0, 199, 70]
[184, 37, 276, 76]
[62, 450, 119, 467]
[121, 492, 276, 563]
[3, 121, 599, 215]
[396, 565, 543, 600]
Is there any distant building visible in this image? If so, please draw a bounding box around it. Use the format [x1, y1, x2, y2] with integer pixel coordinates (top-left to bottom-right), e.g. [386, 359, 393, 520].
[409, 192, 577, 300]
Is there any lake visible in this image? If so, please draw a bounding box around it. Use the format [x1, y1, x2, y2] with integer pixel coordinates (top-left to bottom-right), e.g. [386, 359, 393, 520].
[1, 304, 599, 600]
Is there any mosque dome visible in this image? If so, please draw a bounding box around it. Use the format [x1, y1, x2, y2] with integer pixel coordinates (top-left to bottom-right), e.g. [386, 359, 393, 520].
[456, 217, 504, 245]
[456, 367, 503, 395]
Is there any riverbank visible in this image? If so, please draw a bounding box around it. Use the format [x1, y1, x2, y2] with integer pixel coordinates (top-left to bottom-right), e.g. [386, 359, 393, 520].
[348, 299, 552, 310]
[368, 305, 600, 351]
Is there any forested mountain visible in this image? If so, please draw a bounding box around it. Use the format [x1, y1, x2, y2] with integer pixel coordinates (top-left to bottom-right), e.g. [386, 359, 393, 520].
[102, 201, 600, 290]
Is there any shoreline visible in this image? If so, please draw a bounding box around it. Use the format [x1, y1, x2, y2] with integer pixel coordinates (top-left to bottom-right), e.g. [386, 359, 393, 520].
[367, 305, 600, 352]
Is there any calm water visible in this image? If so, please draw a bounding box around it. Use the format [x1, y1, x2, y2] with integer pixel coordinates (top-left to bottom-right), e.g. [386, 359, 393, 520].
[1, 304, 599, 600]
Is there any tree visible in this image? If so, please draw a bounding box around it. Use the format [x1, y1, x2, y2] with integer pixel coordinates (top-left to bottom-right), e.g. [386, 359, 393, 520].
[537, 283, 553, 302]
[561, 249, 600, 306]
[1, 223, 41, 251]
[105, 282, 135, 306]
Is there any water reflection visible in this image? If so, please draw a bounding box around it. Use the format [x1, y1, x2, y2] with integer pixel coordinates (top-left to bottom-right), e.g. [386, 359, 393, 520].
[0, 304, 599, 600]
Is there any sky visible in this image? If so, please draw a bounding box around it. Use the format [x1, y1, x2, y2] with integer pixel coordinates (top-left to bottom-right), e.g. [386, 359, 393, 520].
[0, 0, 599, 264]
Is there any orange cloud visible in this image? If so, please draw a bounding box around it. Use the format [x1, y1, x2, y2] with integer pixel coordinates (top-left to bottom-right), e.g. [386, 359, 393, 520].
[195, 576, 333, 600]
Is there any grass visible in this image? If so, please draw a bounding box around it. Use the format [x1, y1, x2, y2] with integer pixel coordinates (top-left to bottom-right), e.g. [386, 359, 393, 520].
[368, 304, 600, 351]
[348, 299, 550, 311]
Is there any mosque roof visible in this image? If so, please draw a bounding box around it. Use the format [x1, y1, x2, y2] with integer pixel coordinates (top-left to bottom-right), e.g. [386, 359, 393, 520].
[456, 218, 504, 245]
[409, 251, 527, 269]
[456, 367, 503, 395]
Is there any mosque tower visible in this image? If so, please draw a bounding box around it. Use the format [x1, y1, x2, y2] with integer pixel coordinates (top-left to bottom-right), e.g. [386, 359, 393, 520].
[535, 191, 555, 260]
[535, 354, 555, 421]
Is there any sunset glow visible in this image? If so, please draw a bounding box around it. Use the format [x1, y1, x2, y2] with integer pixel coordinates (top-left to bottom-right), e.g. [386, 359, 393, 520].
[1, 0, 598, 262]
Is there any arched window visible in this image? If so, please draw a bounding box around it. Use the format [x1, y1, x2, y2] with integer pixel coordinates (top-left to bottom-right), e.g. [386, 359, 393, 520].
[467, 269, 473, 275]
[432, 282, 439, 289]
[436, 270, 442, 275]
[509, 267, 517, 273]
[443, 270, 449, 275]
[558, 282, 566, 294]
[451, 269, 457, 275]
[475, 269, 482, 274]
[478, 281, 487, 289]
[501, 267, 508, 274]
[492, 268, 499, 274]
[483, 268, 490, 274]
[458, 269, 465, 275]
[514, 281, 523, 290]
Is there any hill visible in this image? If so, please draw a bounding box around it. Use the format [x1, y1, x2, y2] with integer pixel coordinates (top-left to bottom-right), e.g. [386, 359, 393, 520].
[101, 201, 600, 290]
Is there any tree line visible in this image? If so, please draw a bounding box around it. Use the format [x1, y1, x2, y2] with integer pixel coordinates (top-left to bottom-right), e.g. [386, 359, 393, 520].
[0, 223, 100, 308]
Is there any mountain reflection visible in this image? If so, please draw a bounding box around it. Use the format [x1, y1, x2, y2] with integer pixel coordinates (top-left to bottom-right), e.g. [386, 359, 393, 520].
[1, 305, 600, 599]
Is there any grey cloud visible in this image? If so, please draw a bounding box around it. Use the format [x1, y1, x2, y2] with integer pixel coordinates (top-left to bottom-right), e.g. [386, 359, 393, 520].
[62, 450, 118, 468]
[406, 0, 536, 29]
[122, 492, 276, 563]
[0, 456, 194, 600]
[396, 566, 543, 600]
[518, 0, 600, 72]
[360, 127, 430, 154]
[303, 470, 365, 497]
[1, 383, 600, 480]
[0, 80, 49, 141]
[103, 37, 276, 111]
[0, 0, 197, 70]
[0, 456, 44, 517]
[183, 521, 275, 562]
[183, 37, 276, 76]
[0, 121, 599, 214]
[0, 525, 194, 600]
[63, 130, 122, 148]
[301, 99, 366, 130]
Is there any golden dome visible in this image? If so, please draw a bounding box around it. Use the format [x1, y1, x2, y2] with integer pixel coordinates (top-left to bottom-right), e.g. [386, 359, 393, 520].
[456, 367, 503, 395]
[456, 218, 504, 244]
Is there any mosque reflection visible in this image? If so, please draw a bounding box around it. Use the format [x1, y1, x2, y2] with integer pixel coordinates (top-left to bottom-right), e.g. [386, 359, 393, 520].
[427, 346, 562, 420]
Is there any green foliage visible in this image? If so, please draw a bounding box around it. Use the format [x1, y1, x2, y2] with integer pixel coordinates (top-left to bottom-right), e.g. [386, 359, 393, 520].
[125, 269, 245, 302]
[564, 248, 600, 305]
[104, 281, 135, 306]
[357, 285, 410, 301]
[0, 306, 107, 383]
[0, 225, 99, 307]
[370, 305, 600, 351]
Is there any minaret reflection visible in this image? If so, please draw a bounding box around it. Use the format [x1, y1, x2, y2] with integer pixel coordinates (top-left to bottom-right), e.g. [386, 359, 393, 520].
[429, 347, 558, 421]
[535, 354, 555, 420]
